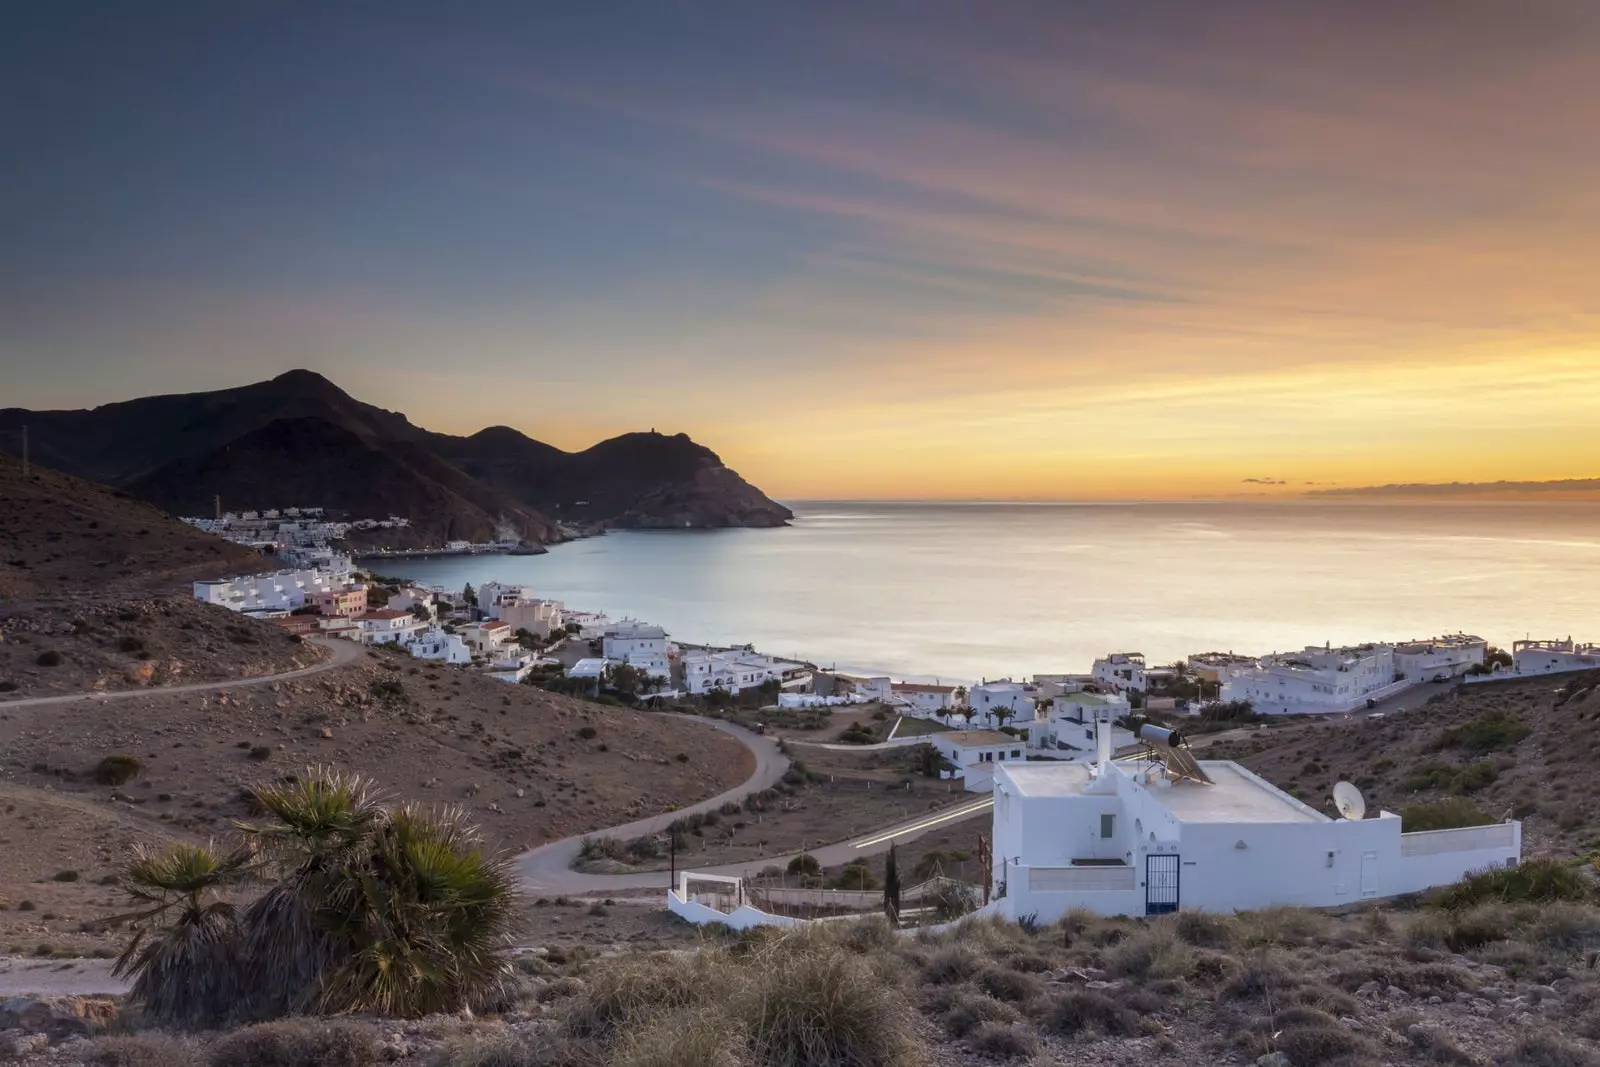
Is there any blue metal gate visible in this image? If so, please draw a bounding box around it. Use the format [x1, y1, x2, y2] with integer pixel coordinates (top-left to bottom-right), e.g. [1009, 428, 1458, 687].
[1146, 853, 1180, 915]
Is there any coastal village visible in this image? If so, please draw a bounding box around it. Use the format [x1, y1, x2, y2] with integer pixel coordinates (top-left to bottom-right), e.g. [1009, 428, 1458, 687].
[163, 519, 1600, 936]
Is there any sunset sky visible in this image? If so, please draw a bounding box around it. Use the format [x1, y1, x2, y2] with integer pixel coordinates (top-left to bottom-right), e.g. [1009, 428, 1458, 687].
[4, 2, 1599, 499]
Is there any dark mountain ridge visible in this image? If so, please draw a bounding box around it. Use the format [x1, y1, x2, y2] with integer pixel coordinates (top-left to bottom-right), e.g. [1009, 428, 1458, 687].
[0, 371, 790, 546]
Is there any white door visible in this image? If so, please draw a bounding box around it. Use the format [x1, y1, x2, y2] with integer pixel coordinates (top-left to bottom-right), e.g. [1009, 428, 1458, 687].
[1359, 850, 1378, 898]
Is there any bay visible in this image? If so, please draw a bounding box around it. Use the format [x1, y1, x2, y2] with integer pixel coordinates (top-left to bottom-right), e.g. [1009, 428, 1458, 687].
[360, 500, 1600, 683]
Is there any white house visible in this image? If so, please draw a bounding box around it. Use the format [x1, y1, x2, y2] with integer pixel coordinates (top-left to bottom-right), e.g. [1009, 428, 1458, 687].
[1092, 653, 1148, 693]
[969, 680, 1037, 727]
[890, 682, 957, 715]
[476, 582, 533, 619]
[1031, 692, 1135, 757]
[409, 627, 472, 665]
[1511, 638, 1600, 677]
[193, 554, 356, 614]
[1186, 653, 1259, 686]
[1221, 643, 1402, 715]
[845, 676, 894, 702]
[602, 622, 672, 680]
[483, 651, 537, 685]
[355, 609, 427, 647]
[1031, 674, 1091, 700]
[987, 720, 1521, 922]
[1394, 635, 1487, 681]
[682, 649, 811, 695]
[933, 730, 1029, 793]
[387, 586, 437, 621]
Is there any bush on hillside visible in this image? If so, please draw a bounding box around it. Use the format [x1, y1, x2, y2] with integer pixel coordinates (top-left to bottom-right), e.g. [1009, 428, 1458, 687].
[1400, 797, 1494, 832]
[74, 1033, 206, 1067]
[206, 1019, 379, 1067]
[36, 649, 65, 667]
[1434, 710, 1531, 755]
[94, 754, 144, 785]
[1430, 858, 1593, 910]
[786, 853, 820, 877]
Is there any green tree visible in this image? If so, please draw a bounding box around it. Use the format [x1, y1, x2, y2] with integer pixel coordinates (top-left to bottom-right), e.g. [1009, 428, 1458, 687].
[609, 662, 644, 698]
[461, 582, 476, 607]
[960, 705, 978, 727]
[883, 844, 901, 926]
[993, 706, 1015, 730]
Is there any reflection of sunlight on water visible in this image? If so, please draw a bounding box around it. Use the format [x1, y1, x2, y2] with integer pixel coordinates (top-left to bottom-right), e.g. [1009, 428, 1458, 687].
[1164, 523, 1231, 539]
[367, 501, 1600, 681]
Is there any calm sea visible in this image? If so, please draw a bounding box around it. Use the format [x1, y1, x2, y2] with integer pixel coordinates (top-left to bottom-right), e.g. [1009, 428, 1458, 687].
[360, 501, 1600, 683]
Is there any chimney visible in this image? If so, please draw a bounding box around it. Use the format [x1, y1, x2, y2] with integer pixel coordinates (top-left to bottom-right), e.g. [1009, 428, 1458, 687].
[1096, 711, 1112, 769]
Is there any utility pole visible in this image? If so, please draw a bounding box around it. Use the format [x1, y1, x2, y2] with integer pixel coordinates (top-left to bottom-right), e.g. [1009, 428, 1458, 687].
[20, 425, 28, 479]
[215, 494, 222, 520]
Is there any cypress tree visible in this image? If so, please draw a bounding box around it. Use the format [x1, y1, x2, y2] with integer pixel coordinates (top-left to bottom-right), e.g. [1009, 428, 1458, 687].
[883, 843, 902, 926]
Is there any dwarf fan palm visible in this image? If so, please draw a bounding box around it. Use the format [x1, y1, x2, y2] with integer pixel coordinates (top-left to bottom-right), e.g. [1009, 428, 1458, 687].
[234, 769, 520, 1019]
[108, 841, 251, 1027]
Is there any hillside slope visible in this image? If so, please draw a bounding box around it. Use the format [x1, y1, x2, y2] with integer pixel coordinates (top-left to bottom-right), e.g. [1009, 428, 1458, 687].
[0, 370, 790, 541]
[1201, 673, 1599, 855]
[0, 453, 260, 597]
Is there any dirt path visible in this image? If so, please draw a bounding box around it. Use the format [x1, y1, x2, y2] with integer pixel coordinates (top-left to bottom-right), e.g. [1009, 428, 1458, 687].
[0, 636, 361, 710]
[0, 958, 125, 997]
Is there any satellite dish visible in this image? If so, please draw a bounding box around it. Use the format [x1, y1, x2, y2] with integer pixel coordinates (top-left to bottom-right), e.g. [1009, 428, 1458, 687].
[1333, 781, 1366, 821]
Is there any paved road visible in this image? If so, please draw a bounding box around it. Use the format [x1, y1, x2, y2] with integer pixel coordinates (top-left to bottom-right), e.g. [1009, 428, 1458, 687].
[519, 762, 993, 896]
[789, 735, 928, 752]
[0, 636, 364, 709]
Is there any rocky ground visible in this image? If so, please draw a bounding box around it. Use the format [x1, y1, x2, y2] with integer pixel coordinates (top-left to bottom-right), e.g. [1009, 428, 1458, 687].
[4, 896, 1600, 1066]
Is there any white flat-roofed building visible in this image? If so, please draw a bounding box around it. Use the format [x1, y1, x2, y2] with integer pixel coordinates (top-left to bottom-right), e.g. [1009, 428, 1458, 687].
[1092, 653, 1148, 693]
[409, 627, 472, 665]
[682, 649, 811, 695]
[1032, 692, 1135, 757]
[988, 721, 1521, 922]
[933, 730, 1029, 793]
[1394, 635, 1487, 681]
[1221, 643, 1401, 715]
[1511, 639, 1600, 677]
[969, 680, 1038, 727]
[891, 681, 956, 715]
[477, 582, 534, 619]
[483, 651, 537, 685]
[386, 586, 436, 620]
[193, 556, 357, 614]
[355, 609, 426, 647]
[602, 621, 671, 680]
[568, 658, 611, 680]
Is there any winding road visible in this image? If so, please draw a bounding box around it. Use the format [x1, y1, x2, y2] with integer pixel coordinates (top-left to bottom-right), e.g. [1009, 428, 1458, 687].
[0, 636, 364, 709]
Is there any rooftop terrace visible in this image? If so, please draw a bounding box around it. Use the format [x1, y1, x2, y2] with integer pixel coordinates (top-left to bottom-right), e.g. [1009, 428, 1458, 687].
[1000, 760, 1329, 824]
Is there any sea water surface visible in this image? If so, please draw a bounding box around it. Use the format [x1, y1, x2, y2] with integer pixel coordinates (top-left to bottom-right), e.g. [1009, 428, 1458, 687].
[361, 501, 1600, 682]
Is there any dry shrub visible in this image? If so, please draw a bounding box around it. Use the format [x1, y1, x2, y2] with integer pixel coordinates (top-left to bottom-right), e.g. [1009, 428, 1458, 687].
[562, 928, 924, 1067]
[1174, 910, 1235, 949]
[839, 916, 898, 955]
[1510, 1031, 1600, 1067]
[1274, 1024, 1379, 1067]
[427, 1029, 597, 1067]
[611, 1010, 742, 1067]
[923, 944, 983, 985]
[939, 990, 1020, 1038]
[76, 1034, 206, 1067]
[1283, 982, 1360, 1016]
[1529, 903, 1600, 950]
[1037, 990, 1141, 1037]
[1000, 949, 1051, 974]
[744, 932, 923, 1067]
[1103, 926, 1194, 981]
[977, 966, 1044, 1004]
[207, 1020, 379, 1067]
[1233, 906, 1329, 948]
[1407, 1025, 1483, 1067]
[966, 1021, 1040, 1060]
[564, 953, 727, 1037]
[1222, 954, 1300, 1000]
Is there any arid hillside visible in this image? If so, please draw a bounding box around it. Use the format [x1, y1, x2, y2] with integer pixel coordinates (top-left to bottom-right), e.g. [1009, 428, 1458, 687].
[1202, 673, 1600, 855]
[0, 454, 259, 598]
[0, 646, 752, 956]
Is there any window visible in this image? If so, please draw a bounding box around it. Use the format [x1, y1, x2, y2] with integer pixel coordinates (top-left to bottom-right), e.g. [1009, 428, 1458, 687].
[1100, 813, 1115, 839]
